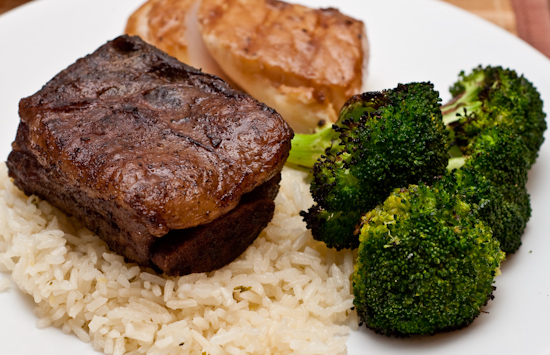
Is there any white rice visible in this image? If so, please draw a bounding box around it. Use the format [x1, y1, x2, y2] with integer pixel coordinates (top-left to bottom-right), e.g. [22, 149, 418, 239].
[0, 163, 358, 355]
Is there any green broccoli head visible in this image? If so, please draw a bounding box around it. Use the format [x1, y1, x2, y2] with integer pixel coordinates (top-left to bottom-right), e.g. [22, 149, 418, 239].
[353, 184, 505, 337]
[442, 166, 530, 253]
[463, 126, 531, 188]
[444, 127, 532, 253]
[303, 82, 449, 249]
[490, 188, 531, 253]
[300, 206, 362, 250]
[442, 65, 546, 166]
[312, 82, 449, 213]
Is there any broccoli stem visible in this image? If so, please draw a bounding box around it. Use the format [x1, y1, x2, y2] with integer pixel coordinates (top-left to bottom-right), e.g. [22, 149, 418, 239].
[447, 156, 466, 171]
[441, 92, 482, 125]
[441, 71, 485, 125]
[286, 122, 340, 169]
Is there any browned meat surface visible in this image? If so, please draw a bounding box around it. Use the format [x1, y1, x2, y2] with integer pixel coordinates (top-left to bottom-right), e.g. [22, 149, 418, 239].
[7, 35, 293, 275]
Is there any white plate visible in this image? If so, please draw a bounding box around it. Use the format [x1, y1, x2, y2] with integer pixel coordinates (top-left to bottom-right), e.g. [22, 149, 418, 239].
[1, 0, 550, 354]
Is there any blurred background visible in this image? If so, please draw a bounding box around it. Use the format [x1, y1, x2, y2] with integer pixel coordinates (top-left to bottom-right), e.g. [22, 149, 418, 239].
[1, 0, 549, 58]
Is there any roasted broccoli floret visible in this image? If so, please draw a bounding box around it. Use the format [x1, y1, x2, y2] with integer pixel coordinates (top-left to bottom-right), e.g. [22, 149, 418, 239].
[442, 65, 546, 166]
[440, 66, 543, 252]
[295, 67, 544, 337]
[295, 66, 543, 254]
[352, 128, 529, 336]
[444, 127, 531, 253]
[300, 82, 449, 249]
[352, 183, 505, 336]
[301, 206, 363, 250]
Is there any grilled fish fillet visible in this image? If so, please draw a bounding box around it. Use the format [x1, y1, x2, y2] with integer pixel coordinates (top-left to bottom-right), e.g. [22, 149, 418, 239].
[126, 0, 368, 132]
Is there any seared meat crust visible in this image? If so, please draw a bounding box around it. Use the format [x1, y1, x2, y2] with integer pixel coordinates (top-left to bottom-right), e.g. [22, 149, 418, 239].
[7, 35, 293, 274]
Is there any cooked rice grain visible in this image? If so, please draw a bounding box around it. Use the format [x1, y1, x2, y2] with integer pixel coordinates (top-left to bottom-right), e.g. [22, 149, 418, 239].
[0, 163, 357, 355]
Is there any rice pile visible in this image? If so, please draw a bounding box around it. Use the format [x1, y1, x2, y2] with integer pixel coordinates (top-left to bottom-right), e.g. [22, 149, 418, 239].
[0, 163, 358, 355]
